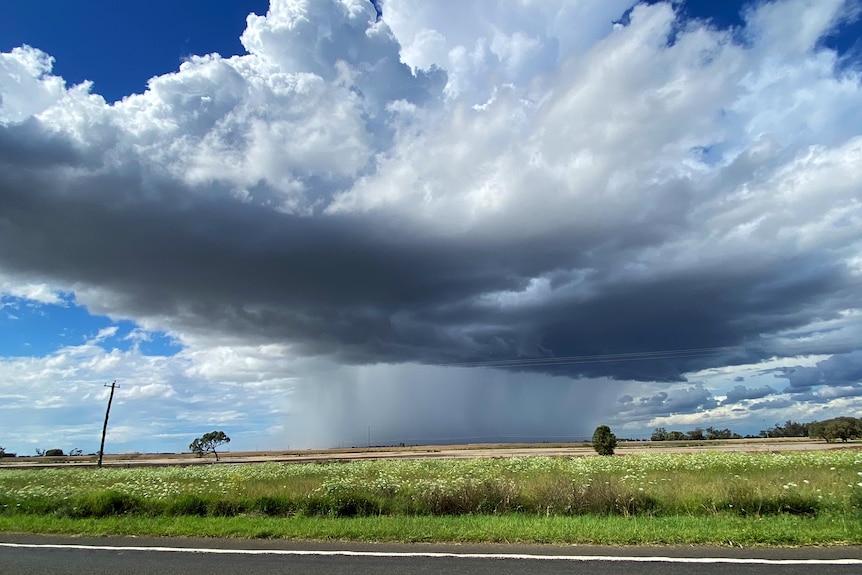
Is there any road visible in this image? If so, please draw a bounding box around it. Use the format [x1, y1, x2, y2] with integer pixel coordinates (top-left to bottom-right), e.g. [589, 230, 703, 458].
[2, 535, 861, 575]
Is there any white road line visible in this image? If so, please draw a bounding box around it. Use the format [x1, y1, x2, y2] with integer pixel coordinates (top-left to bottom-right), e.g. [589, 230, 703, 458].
[1, 542, 861, 564]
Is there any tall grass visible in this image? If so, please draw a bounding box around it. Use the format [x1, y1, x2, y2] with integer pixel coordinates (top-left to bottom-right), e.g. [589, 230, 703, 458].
[1, 450, 860, 521]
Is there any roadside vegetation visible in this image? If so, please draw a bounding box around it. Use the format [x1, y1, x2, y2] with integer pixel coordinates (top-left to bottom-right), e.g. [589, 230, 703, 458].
[1, 449, 861, 545]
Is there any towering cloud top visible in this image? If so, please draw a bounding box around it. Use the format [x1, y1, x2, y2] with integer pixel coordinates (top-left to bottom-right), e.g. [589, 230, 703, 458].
[1, 0, 861, 392]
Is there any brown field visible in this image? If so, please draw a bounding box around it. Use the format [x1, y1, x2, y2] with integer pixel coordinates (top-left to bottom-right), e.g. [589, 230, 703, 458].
[2, 436, 857, 470]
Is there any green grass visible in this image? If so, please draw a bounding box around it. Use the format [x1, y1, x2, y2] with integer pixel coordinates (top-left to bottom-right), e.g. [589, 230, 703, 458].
[1, 513, 860, 546]
[1, 449, 861, 545]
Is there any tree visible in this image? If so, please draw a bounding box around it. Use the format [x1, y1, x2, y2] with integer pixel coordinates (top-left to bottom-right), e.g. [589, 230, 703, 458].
[650, 428, 668, 441]
[810, 417, 862, 443]
[705, 427, 732, 440]
[189, 431, 231, 461]
[592, 425, 618, 456]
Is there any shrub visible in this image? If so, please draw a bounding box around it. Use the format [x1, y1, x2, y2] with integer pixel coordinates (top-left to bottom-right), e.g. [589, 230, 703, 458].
[721, 484, 820, 517]
[69, 491, 144, 518]
[592, 425, 618, 456]
[252, 495, 297, 516]
[207, 499, 246, 517]
[165, 494, 209, 516]
[304, 493, 384, 517]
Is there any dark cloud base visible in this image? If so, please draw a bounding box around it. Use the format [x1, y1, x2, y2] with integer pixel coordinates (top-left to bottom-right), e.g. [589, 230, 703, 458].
[1, 137, 859, 384]
[1, 0, 861, 395]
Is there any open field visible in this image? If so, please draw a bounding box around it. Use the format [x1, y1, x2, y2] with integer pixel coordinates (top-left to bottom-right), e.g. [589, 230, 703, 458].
[0, 437, 851, 469]
[2, 440, 861, 546]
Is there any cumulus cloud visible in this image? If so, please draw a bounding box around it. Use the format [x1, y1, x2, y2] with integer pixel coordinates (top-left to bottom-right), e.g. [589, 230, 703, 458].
[1, 0, 862, 447]
[720, 384, 779, 405]
[781, 350, 862, 393]
[0, 338, 297, 451]
[749, 398, 796, 411]
[616, 384, 718, 419]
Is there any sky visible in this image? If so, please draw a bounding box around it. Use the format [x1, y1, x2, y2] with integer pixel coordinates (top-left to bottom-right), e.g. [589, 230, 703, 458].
[1, 0, 861, 455]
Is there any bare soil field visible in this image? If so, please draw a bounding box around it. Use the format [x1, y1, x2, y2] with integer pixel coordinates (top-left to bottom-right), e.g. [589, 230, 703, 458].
[2, 437, 858, 470]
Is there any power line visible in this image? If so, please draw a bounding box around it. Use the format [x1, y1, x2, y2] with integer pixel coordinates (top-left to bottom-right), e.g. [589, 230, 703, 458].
[438, 335, 862, 370]
[440, 345, 740, 369]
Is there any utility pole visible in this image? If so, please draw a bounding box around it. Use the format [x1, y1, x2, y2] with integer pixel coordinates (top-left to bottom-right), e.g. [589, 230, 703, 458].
[97, 381, 119, 468]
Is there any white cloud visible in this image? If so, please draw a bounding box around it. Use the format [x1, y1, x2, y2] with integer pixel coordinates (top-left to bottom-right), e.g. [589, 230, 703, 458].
[0, 274, 66, 306]
[1, 0, 862, 451]
[0, 46, 70, 123]
[382, 0, 636, 100]
[744, 0, 849, 56]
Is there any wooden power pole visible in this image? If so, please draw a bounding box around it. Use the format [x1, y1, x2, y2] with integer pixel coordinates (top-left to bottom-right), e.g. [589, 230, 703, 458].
[97, 381, 119, 468]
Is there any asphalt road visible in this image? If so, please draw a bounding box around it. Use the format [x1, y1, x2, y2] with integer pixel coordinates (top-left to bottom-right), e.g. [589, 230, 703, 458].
[2, 536, 861, 575]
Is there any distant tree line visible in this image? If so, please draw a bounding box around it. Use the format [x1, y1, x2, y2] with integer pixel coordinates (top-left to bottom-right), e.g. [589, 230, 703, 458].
[650, 427, 742, 441]
[761, 420, 809, 438]
[0, 447, 87, 459]
[763, 417, 862, 442]
[650, 416, 862, 443]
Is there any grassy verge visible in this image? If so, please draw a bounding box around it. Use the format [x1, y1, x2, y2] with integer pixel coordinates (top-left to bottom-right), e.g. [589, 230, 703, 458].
[1, 513, 860, 546]
[2, 450, 861, 545]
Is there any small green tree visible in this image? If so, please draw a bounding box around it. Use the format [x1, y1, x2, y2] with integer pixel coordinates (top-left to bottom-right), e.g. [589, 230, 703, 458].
[189, 431, 231, 461]
[592, 425, 618, 456]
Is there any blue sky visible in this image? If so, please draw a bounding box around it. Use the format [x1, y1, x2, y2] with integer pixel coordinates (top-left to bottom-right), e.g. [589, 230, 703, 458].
[0, 1, 270, 103]
[0, 292, 182, 358]
[1, 0, 862, 455]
